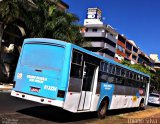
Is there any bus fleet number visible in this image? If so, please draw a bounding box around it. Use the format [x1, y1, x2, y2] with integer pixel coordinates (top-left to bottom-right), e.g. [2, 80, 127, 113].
[44, 85, 57, 91]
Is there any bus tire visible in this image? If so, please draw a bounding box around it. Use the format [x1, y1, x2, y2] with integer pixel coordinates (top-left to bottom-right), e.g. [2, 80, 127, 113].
[97, 100, 108, 119]
[138, 99, 144, 110]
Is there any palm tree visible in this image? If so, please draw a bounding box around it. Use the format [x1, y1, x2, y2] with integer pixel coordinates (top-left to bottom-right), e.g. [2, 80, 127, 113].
[0, 0, 22, 82]
[25, 0, 84, 45]
[0, 0, 84, 83]
[0, 0, 21, 56]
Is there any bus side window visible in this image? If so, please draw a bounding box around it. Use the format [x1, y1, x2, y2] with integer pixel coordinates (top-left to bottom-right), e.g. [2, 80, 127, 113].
[134, 73, 137, 80]
[98, 72, 108, 82]
[137, 74, 140, 81]
[130, 72, 134, 79]
[99, 61, 108, 82]
[70, 50, 83, 79]
[72, 51, 83, 65]
[108, 64, 112, 73]
[140, 82, 146, 90]
[140, 75, 143, 82]
[126, 70, 130, 78]
[116, 66, 121, 76]
[108, 74, 115, 83]
[121, 69, 126, 77]
[100, 62, 105, 71]
[111, 65, 116, 74]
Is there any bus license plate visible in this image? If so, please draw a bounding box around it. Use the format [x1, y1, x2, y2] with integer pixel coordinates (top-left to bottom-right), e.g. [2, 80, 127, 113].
[30, 87, 40, 92]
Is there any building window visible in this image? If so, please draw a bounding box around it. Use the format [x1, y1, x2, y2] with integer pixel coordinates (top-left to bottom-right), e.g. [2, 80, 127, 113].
[132, 55, 137, 60]
[117, 45, 124, 52]
[125, 51, 131, 58]
[133, 47, 138, 53]
[118, 34, 126, 44]
[126, 42, 132, 51]
[92, 28, 97, 32]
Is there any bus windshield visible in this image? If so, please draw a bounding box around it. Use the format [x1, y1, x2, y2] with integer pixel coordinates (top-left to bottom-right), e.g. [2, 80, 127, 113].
[21, 43, 65, 71]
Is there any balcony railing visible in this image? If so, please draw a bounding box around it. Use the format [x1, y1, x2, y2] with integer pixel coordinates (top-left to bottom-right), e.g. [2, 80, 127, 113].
[84, 32, 106, 37]
[105, 33, 117, 43]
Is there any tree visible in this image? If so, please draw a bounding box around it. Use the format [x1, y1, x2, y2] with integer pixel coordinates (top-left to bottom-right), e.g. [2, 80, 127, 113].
[121, 60, 160, 92]
[0, 0, 84, 83]
[0, 0, 20, 57]
[151, 70, 160, 92]
[121, 60, 151, 75]
[0, 0, 22, 82]
[23, 0, 84, 45]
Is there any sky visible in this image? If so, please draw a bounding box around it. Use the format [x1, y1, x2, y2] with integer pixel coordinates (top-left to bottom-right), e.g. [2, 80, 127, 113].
[63, 0, 160, 57]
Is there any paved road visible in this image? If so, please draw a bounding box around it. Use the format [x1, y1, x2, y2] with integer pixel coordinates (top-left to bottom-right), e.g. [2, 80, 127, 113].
[0, 92, 158, 124]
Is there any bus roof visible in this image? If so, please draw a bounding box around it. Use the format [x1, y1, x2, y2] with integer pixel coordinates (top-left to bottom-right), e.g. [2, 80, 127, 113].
[24, 38, 150, 77]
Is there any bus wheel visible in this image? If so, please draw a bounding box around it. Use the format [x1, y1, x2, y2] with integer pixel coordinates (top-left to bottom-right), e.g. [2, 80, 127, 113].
[97, 100, 108, 119]
[138, 100, 144, 110]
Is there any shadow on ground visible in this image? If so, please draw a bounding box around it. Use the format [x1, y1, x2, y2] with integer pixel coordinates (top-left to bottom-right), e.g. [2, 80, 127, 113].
[148, 103, 160, 107]
[17, 105, 141, 123]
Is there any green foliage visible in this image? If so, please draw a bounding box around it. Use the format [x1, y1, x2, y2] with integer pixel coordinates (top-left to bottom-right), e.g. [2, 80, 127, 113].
[0, 0, 20, 24]
[23, 0, 84, 45]
[0, 0, 84, 45]
[121, 60, 160, 92]
[121, 60, 151, 75]
[151, 70, 160, 92]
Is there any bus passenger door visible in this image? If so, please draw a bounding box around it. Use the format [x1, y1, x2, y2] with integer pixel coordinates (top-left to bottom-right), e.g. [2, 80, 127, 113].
[78, 62, 97, 110]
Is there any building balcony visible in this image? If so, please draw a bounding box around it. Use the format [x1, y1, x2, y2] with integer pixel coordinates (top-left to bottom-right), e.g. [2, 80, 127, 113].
[90, 41, 105, 47]
[131, 59, 137, 64]
[118, 34, 126, 44]
[84, 32, 106, 37]
[124, 57, 131, 62]
[114, 57, 121, 63]
[105, 43, 116, 53]
[116, 49, 126, 57]
[89, 41, 116, 53]
[117, 40, 126, 48]
[95, 49, 115, 60]
[125, 48, 132, 53]
[125, 55, 132, 60]
[105, 33, 117, 43]
[104, 54, 115, 60]
[154, 66, 160, 70]
[149, 67, 156, 72]
[132, 51, 138, 56]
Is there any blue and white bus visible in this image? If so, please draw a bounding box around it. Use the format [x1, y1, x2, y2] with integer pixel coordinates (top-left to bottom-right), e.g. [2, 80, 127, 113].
[11, 38, 150, 118]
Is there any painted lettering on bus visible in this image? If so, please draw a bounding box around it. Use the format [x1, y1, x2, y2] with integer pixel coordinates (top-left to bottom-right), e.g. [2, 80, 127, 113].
[44, 85, 57, 91]
[103, 84, 112, 90]
[26, 75, 47, 83]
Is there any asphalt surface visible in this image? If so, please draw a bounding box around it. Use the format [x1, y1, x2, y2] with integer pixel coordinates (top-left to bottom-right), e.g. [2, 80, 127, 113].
[0, 92, 158, 124]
